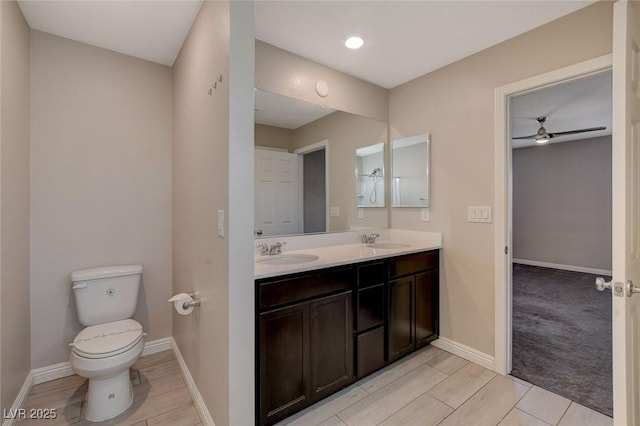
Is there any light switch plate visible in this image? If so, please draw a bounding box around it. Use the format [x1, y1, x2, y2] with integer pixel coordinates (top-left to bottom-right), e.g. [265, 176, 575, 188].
[358, 208, 364, 219]
[421, 208, 430, 222]
[330, 206, 340, 217]
[468, 206, 492, 223]
[217, 209, 225, 237]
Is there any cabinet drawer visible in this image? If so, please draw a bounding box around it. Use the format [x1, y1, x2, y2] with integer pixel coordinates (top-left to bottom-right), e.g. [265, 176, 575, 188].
[357, 262, 386, 288]
[388, 250, 438, 279]
[356, 327, 385, 378]
[357, 284, 384, 331]
[259, 266, 354, 310]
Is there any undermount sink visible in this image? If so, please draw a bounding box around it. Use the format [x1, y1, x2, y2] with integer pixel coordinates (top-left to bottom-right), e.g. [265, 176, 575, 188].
[256, 253, 320, 265]
[366, 243, 411, 250]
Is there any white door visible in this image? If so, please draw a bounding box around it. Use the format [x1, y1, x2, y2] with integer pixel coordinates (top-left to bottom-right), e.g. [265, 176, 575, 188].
[255, 149, 300, 237]
[611, 1, 640, 424]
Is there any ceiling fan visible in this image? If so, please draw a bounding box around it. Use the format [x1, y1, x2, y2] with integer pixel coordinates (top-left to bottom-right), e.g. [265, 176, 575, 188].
[512, 116, 606, 144]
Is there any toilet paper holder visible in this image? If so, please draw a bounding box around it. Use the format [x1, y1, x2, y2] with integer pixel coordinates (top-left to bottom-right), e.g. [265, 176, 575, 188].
[169, 292, 202, 310]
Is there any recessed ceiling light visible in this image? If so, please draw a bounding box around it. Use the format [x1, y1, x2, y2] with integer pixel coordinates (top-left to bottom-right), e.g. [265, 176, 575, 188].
[345, 36, 364, 50]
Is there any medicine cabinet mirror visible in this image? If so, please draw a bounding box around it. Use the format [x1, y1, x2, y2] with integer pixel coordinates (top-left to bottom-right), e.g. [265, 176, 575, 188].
[356, 143, 385, 208]
[391, 133, 430, 207]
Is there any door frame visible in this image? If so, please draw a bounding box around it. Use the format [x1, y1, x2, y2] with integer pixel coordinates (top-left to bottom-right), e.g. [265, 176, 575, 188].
[295, 139, 330, 233]
[493, 54, 613, 375]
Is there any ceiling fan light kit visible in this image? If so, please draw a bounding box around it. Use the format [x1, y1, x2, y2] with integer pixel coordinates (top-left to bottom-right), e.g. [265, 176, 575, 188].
[512, 115, 607, 145]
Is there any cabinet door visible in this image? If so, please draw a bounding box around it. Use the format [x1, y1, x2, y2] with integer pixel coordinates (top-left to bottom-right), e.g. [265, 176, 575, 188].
[310, 291, 354, 401]
[388, 276, 414, 362]
[260, 302, 310, 425]
[415, 270, 438, 349]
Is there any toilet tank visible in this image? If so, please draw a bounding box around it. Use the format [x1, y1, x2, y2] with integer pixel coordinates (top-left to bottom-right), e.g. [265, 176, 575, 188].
[71, 265, 143, 327]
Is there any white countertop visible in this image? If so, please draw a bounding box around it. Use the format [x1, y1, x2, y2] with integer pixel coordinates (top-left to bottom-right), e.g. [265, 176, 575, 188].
[255, 229, 442, 279]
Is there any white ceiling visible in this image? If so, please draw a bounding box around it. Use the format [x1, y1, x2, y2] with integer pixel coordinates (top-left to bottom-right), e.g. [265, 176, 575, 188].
[510, 71, 612, 149]
[17, 1, 595, 88]
[17, 0, 203, 66]
[255, 0, 596, 89]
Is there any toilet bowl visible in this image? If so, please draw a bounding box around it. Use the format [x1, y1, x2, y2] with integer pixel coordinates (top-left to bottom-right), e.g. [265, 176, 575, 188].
[70, 319, 145, 422]
[69, 265, 144, 422]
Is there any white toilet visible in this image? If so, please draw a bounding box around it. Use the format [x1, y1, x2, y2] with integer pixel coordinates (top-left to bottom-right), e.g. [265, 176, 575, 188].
[69, 265, 145, 422]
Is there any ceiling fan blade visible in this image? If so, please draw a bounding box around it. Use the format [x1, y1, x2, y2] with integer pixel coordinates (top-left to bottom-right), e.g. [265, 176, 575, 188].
[511, 134, 538, 140]
[548, 126, 607, 138]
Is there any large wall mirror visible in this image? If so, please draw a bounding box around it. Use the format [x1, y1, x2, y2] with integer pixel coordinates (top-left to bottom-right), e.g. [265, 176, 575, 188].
[391, 133, 430, 207]
[255, 89, 388, 237]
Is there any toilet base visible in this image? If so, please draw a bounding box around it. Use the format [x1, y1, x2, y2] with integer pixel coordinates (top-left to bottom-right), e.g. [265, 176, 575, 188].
[85, 369, 133, 422]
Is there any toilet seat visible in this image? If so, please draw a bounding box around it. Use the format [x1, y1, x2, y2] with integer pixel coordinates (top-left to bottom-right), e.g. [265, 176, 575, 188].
[72, 319, 144, 359]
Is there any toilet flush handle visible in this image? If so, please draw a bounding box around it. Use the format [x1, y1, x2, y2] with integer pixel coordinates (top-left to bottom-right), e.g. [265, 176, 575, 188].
[72, 282, 88, 290]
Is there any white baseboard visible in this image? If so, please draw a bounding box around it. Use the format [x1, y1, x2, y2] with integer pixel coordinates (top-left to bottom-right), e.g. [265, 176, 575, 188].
[31, 337, 173, 385]
[141, 337, 172, 357]
[1, 371, 34, 426]
[170, 338, 215, 426]
[31, 361, 74, 385]
[432, 337, 495, 371]
[513, 258, 611, 276]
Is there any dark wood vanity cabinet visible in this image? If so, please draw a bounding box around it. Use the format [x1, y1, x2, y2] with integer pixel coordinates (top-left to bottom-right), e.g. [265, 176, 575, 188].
[388, 251, 439, 363]
[256, 249, 439, 426]
[257, 267, 355, 426]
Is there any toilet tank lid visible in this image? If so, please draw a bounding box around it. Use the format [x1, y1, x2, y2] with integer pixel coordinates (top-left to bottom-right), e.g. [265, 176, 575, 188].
[71, 265, 143, 282]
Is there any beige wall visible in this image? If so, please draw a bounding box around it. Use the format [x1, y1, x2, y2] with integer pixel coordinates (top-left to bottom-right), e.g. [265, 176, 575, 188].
[172, 1, 231, 424]
[513, 136, 612, 270]
[0, 0, 30, 411]
[388, 1, 613, 356]
[30, 31, 173, 368]
[292, 111, 388, 231]
[256, 40, 388, 122]
[254, 123, 294, 151]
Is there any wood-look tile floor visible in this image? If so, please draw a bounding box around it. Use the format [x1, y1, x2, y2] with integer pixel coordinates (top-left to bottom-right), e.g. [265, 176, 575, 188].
[17, 350, 202, 426]
[17, 346, 613, 426]
[277, 346, 613, 426]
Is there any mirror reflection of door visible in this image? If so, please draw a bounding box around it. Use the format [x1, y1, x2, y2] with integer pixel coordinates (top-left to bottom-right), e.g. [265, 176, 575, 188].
[255, 148, 300, 236]
[255, 145, 327, 237]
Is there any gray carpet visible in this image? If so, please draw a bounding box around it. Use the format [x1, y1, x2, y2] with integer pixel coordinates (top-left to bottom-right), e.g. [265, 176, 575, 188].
[511, 263, 612, 417]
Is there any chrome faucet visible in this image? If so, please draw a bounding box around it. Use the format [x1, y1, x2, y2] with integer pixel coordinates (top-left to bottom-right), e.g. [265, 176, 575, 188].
[256, 241, 286, 255]
[360, 233, 381, 244]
